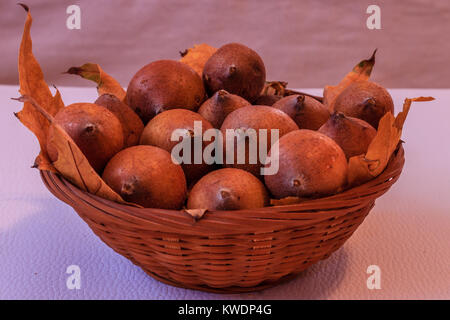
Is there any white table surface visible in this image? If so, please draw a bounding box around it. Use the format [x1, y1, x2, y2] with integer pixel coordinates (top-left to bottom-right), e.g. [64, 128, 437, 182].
[1, 85, 449, 300]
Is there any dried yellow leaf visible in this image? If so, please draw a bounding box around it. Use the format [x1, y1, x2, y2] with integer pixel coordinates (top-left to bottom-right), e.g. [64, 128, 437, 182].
[179, 44, 217, 76]
[66, 63, 126, 101]
[324, 50, 376, 110]
[15, 4, 65, 172]
[15, 95, 128, 204]
[348, 97, 435, 186]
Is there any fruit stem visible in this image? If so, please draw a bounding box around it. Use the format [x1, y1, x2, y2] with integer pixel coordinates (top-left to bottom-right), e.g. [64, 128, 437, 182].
[228, 65, 237, 76]
[362, 97, 377, 109]
[331, 111, 346, 120]
[216, 90, 229, 103]
[84, 123, 96, 134]
[295, 95, 305, 110]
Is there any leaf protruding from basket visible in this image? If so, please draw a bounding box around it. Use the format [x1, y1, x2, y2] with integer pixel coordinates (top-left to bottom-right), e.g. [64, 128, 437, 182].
[14, 95, 128, 204]
[15, 5, 64, 172]
[65, 63, 126, 101]
[179, 43, 217, 76]
[185, 208, 207, 220]
[323, 49, 377, 110]
[348, 96, 435, 186]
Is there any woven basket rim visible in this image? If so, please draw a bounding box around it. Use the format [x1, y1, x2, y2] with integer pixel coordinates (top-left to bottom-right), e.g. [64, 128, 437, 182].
[40, 145, 405, 232]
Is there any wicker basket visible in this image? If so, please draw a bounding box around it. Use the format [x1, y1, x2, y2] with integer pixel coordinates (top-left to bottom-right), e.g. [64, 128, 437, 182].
[40, 144, 405, 293]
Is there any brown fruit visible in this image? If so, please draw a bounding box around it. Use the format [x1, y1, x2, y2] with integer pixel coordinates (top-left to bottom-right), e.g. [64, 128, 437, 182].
[187, 168, 269, 210]
[333, 81, 394, 129]
[126, 60, 206, 124]
[318, 112, 376, 159]
[220, 105, 299, 176]
[102, 145, 187, 209]
[197, 89, 251, 128]
[47, 103, 124, 173]
[139, 109, 214, 184]
[264, 129, 348, 198]
[272, 94, 330, 130]
[202, 43, 266, 102]
[253, 94, 282, 106]
[94, 94, 144, 147]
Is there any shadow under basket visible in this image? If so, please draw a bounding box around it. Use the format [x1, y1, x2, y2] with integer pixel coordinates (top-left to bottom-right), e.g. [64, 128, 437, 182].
[40, 145, 405, 294]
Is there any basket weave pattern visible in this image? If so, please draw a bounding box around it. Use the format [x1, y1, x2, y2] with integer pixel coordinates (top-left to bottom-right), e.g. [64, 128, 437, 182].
[40, 146, 404, 293]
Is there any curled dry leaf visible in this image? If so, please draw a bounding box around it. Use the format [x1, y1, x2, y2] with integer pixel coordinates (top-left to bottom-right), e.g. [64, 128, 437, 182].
[323, 49, 377, 110]
[261, 81, 288, 96]
[14, 7, 132, 206]
[66, 63, 126, 101]
[14, 95, 129, 205]
[179, 43, 217, 76]
[184, 208, 207, 220]
[16, 4, 64, 172]
[348, 96, 435, 186]
[270, 197, 303, 206]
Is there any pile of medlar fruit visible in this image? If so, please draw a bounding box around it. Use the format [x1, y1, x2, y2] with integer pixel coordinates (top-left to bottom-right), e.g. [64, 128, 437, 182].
[49, 43, 394, 211]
